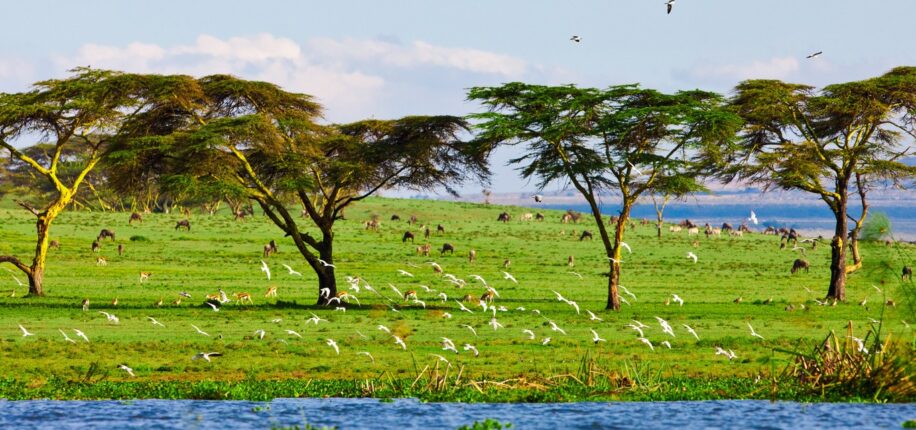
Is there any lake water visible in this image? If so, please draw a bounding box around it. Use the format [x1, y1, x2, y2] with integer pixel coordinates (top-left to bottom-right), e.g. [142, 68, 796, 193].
[538, 203, 916, 241]
[1, 398, 914, 429]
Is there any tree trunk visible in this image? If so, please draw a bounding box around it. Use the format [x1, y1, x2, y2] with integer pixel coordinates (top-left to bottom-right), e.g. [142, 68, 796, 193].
[316, 243, 337, 305]
[606, 204, 631, 311]
[27, 211, 57, 296]
[827, 202, 848, 301]
[847, 231, 862, 274]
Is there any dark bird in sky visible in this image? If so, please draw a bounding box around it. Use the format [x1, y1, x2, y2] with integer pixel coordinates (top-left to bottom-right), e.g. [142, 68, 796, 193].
[666, 0, 676, 14]
[570, 35, 581, 43]
[806, 51, 823, 59]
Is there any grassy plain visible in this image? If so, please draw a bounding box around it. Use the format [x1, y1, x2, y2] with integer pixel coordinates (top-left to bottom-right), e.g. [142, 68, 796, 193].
[0, 196, 912, 400]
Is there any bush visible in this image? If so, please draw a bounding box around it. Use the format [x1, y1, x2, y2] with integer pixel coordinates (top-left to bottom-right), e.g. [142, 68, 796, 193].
[129, 235, 149, 242]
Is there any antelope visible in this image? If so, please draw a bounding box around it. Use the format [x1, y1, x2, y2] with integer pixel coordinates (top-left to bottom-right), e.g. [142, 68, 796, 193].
[365, 219, 381, 231]
[535, 213, 545, 221]
[497, 212, 511, 223]
[669, 225, 682, 233]
[416, 243, 431, 256]
[579, 230, 593, 241]
[174, 219, 191, 231]
[129, 212, 143, 225]
[263, 240, 278, 258]
[468, 249, 477, 263]
[265, 286, 278, 297]
[117, 243, 124, 256]
[234, 292, 253, 304]
[480, 289, 495, 304]
[404, 290, 418, 301]
[687, 227, 700, 236]
[903, 266, 912, 281]
[568, 255, 575, 267]
[96, 256, 107, 266]
[49, 240, 61, 250]
[390, 214, 401, 221]
[461, 294, 477, 303]
[139, 272, 152, 283]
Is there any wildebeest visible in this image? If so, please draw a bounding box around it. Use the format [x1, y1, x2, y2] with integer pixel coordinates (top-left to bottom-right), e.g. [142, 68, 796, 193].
[402, 231, 415, 243]
[424, 227, 431, 239]
[579, 230, 593, 241]
[791, 259, 810, 274]
[416, 243, 431, 256]
[129, 212, 143, 225]
[535, 213, 545, 221]
[721, 223, 733, 232]
[175, 219, 191, 231]
[468, 249, 477, 263]
[903, 266, 913, 281]
[763, 226, 777, 235]
[97, 229, 116, 242]
[437, 224, 445, 234]
[408, 215, 418, 225]
[263, 240, 278, 258]
[49, 240, 60, 250]
[497, 212, 511, 223]
[91, 241, 101, 253]
[391, 214, 401, 221]
[440, 243, 455, 255]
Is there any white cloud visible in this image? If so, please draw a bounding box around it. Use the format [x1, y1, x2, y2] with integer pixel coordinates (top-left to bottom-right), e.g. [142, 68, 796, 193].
[46, 33, 529, 121]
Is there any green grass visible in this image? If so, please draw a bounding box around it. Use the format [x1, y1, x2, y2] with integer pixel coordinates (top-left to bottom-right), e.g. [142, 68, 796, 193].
[0, 196, 913, 401]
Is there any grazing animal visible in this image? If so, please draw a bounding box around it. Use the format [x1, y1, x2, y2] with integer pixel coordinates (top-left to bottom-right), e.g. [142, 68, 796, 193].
[117, 243, 124, 256]
[98, 229, 116, 242]
[265, 286, 278, 298]
[520, 213, 533, 221]
[437, 224, 445, 234]
[129, 212, 143, 225]
[234, 210, 248, 220]
[409, 215, 419, 225]
[91, 241, 101, 253]
[263, 240, 279, 258]
[503, 259, 511, 268]
[535, 213, 545, 221]
[402, 231, 415, 243]
[497, 212, 511, 223]
[96, 256, 107, 266]
[480, 289, 495, 304]
[468, 249, 477, 263]
[791, 259, 810, 274]
[175, 219, 191, 231]
[404, 290, 418, 301]
[461, 294, 477, 303]
[903, 266, 912, 281]
[416, 243, 431, 256]
[139, 272, 152, 283]
[763, 226, 777, 235]
[669, 225, 682, 233]
[687, 227, 700, 236]
[424, 227, 431, 239]
[49, 240, 60, 250]
[579, 230, 593, 241]
[721, 223, 733, 232]
[365, 219, 381, 231]
[390, 214, 401, 221]
[234, 292, 253, 304]
[440, 243, 455, 255]
[730, 230, 744, 237]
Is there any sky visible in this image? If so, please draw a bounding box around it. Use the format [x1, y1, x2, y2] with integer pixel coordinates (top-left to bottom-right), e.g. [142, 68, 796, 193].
[1, 0, 915, 195]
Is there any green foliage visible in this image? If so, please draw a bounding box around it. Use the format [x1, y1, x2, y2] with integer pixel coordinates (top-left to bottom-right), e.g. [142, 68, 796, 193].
[458, 419, 512, 430]
[128, 235, 150, 242]
[861, 212, 893, 242]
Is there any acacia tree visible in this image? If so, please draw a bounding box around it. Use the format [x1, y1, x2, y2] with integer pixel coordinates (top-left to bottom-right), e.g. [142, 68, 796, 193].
[469, 83, 739, 310]
[707, 67, 916, 301]
[112, 75, 488, 303]
[0, 69, 192, 296]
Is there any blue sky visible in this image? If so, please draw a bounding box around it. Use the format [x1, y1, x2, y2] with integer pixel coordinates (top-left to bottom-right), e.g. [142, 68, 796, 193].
[2, 0, 914, 194]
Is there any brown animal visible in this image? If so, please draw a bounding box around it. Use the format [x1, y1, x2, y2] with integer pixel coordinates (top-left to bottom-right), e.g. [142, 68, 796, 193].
[139, 272, 151, 283]
[791, 259, 810, 274]
[503, 259, 511, 268]
[903, 266, 913, 281]
[497, 212, 511, 223]
[535, 213, 545, 221]
[234, 292, 253, 304]
[437, 224, 445, 234]
[263, 240, 279, 258]
[117, 243, 124, 256]
[234, 210, 248, 221]
[461, 294, 477, 303]
[96, 256, 107, 266]
[365, 219, 381, 231]
[721, 223, 733, 232]
[390, 214, 401, 221]
[404, 290, 418, 301]
[129, 212, 143, 225]
[416, 243, 431, 256]
[98, 229, 116, 241]
[409, 215, 418, 225]
[440, 243, 455, 255]
[265, 286, 278, 298]
[468, 249, 477, 263]
[579, 230, 593, 241]
[91, 241, 101, 253]
[424, 227, 431, 239]
[49, 240, 60, 250]
[175, 219, 191, 231]
[480, 289, 495, 304]
[402, 231, 415, 243]
[567, 255, 575, 267]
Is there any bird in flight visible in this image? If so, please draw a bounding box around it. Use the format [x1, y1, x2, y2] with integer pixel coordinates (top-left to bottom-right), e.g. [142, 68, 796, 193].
[318, 259, 335, 268]
[191, 324, 210, 337]
[619, 242, 632, 254]
[147, 317, 165, 327]
[285, 329, 303, 338]
[569, 35, 581, 43]
[502, 271, 518, 284]
[99, 311, 120, 324]
[747, 322, 765, 340]
[806, 51, 823, 59]
[665, 0, 676, 14]
[686, 252, 698, 264]
[682, 324, 700, 340]
[748, 211, 758, 225]
[548, 320, 567, 335]
[638, 337, 655, 351]
[73, 329, 90, 343]
[461, 324, 478, 337]
[586, 310, 603, 322]
[357, 351, 375, 363]
[541, 337, 552, 346]
[590, 329, 606, 344]
[260, 260, 271, 281]
[282, 264, 302, 277]
[326, 339, 340, 355]
[397, 269, 414, 277]
[627, 323, 645, 338]
[59, 329, 76, 343]
[117, 364, 136, 377]
[522, 329, 536, 340]
[192, 352, 223, 362]
[671, 294, 685, 306]
[393, 336, 408, 350]
[18, 324, 33, 337]
[534, 194, 544, 202]
[463, 343, 480, 357]
[205, 302, 220, 312]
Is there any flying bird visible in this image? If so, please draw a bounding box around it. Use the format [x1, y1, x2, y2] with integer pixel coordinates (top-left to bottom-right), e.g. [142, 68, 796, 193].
[393, 336, 407, 350]
[534, 194, 544, 202]
[569, 35, 581, 43]
[806, 51, 823, 59]
[397, 269, 414, 277]
[285, 329, 303, 338]
[117, 364, 136, 377]
[748, 211, 758, 225]
[282, 264, 302, 276]
[620, 285, 637, 300]
[665, 0, 675, 14]
[489, 318, 504, 330]
[205, 302, 220, 312]
[441, 337, 458, 354]
[548, 320, 567, 335]
[254, 329, 266, 340]
[671, 294, 684, 306]
[682, 324, 700, 340]
[326, 339, 340, 355]
[627, 324, 645, 338]
[147, 316, 165, 327]
[686, 252, 698, 264]
[191, 324, 210, 337]
[655, 316, 675, 337]
[747, 322, 765, 340]
[377, 324, 391, 334]
[455, 300, 474, 313]
[463, 343, 480, 357]
[590, 329, 606, 344]
[638, 337, 655, 351]
[541, 337, 552, 345]
[59, 329, 76, 343]
[619, 242, 632, 254]
[357, 351, 375, 363]
[192, 352, 223, 362]
[586, 310, 603, 322]
[73, 329, 89, 343]
[18, 324, 33, 337]
[260, 260, 271, 280]
[502, 271, 518, 284]
[522, 329, 536, 340]
[317, 259, 335, 268]
[98, 311, 119, 324]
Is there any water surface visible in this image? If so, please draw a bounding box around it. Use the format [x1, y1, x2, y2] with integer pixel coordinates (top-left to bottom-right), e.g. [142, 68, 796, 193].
[1, 398, 913, 429]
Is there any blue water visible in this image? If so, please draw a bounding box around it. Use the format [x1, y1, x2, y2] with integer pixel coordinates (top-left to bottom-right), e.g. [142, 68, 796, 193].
[1, 398, 913, 429]
[536, 203, 916, 241]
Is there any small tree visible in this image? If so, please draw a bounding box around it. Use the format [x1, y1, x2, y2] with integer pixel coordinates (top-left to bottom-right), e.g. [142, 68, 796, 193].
[0, 69, 192, 295]
[112, 75, 489, 303]
[469, 83, 739, 310]
[706, 67, 916, 301]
